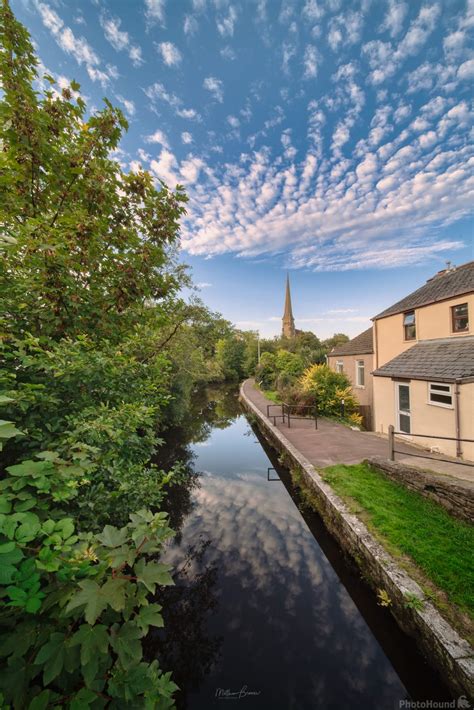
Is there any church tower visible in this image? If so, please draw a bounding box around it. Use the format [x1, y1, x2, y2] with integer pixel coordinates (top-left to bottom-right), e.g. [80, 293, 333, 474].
[282, 274, 296, 338]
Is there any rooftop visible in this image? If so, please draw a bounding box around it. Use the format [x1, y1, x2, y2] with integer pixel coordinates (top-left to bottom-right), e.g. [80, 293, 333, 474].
[329, 327, 374, 357]
[372, 336, 474, 383]
[373, 261, 474, 320]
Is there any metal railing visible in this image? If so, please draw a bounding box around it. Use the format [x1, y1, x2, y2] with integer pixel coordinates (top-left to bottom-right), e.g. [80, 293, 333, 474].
[266, 402, 318, 429]
[388, 425, 474, 467]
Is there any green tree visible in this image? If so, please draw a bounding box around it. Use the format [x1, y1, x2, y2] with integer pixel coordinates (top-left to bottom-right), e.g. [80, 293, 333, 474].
[215, 335, 246, 380]
[323, 333, 350, 352]
[0, 0, 187, 343]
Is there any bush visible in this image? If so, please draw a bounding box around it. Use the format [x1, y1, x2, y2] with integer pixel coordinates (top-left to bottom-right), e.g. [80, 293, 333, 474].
[299, 364, 361, 422]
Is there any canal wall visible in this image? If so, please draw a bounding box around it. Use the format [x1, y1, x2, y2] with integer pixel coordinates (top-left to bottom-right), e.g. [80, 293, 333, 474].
[240, 382, 474, 699]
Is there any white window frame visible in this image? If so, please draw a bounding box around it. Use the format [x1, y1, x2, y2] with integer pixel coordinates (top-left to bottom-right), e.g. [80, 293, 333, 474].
[355, 359, 365, 387]
[428, 382, 453, 409]
[335, 360, 343, 373]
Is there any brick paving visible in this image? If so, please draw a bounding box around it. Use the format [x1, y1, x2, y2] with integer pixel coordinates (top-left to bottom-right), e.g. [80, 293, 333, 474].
[242, 379, 474, 483]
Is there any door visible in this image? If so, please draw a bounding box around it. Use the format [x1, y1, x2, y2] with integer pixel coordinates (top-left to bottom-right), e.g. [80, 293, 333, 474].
[397, 383, 411, 434]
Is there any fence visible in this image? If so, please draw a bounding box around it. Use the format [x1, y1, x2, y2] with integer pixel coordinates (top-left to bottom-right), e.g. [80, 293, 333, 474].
[388, 425, 474, 467]
[266, 403, 318, 429]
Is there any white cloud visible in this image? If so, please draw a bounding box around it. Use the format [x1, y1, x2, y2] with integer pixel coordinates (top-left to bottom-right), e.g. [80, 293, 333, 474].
[181, 132, 193, 144]
[216, 5, 237, 37]
[196, 282, 212, 289]
[37, 3, 115, 86]
[176, 95, 471, 274]
[157, 42, 182, 66]
[220, 46, 237, 60]
[149, 148, 179, 186]
[144, 0, 166, 26]
[144, 129, 169, 148]
[457, 58, 474, 80]
[364, 3, 441, 84]
[227, 115, 240, 128]
[100, 14, 143, 66]
[184, 15, 198, 35]
[303, 45, 320, 79]
[145, 82, 201, 121]
[380, 0, 408, 37]
[203, 76, 224, 103]
[116, 95, 135, 116]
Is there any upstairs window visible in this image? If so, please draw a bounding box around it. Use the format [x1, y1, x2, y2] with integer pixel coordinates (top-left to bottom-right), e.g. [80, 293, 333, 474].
[428, 382, 453, 408]
[403, 310, 416, 341]
[452, 303, 469, 333]
[336, 361, 343, 373]
[356, 360, 365, 387]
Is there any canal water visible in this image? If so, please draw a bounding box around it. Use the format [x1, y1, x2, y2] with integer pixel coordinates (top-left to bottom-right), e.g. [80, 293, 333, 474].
[149, 386, 450, 709]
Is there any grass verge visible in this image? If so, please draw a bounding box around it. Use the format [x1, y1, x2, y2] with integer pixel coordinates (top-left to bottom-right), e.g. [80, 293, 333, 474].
[308, 463, 473, 641]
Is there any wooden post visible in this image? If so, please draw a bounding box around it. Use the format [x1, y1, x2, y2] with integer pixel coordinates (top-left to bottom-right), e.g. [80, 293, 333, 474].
[388, 425, 395, 461]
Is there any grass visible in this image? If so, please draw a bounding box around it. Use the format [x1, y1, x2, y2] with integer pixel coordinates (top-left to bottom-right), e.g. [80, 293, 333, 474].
[317, 463, 474, 633]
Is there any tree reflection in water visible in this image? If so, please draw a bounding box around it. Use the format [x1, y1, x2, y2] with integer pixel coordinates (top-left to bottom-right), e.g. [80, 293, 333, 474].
[145, 386, 239, 706]
[145, 538, 222, 709]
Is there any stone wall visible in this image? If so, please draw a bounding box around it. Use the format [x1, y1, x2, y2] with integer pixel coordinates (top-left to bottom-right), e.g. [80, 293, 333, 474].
[240, 382, 474, 699]
[367, 457, 474, 524]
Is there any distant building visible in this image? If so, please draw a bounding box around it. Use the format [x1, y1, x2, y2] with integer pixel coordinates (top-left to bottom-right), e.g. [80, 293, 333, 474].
[282, 274, 296, 338]
[328, 327, 374, 429]
[372, 261, 474, 460]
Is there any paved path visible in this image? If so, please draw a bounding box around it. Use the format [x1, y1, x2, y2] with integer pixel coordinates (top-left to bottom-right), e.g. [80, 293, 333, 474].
[242, 379, 474, 483]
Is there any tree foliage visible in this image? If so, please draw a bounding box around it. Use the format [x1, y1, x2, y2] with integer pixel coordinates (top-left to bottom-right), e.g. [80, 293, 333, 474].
[0, 3, 231, 706]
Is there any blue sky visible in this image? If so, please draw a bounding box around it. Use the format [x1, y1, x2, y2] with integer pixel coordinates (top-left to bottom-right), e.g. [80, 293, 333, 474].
[12, 0, 474, 338]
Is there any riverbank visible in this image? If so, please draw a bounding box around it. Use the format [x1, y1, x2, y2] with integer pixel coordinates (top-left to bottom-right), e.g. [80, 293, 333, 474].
[240, 380, 474, 699]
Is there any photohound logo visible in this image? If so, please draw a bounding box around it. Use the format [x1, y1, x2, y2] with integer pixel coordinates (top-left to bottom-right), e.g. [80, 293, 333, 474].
[399, 698, 471, 709]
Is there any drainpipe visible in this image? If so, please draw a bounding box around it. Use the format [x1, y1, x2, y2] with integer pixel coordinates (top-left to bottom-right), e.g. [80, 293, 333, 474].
[454, 379, 462, 458]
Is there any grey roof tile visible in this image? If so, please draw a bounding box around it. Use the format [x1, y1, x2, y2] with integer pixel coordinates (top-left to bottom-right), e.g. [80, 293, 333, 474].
[330, 327, 374, 356]
[373, 336, 474, 382]
[373, 261, 474, 320]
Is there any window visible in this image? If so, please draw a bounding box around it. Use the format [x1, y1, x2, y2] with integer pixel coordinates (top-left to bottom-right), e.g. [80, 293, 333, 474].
[336, 361, 343, 373]
[452, 303, 469, 333]
[403, 310, 416, 340]
[428, 382, 453, 408]
[356, 360, 365, 387]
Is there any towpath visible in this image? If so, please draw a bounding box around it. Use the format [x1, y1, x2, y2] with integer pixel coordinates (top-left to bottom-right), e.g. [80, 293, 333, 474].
[241, 378, 474, 483]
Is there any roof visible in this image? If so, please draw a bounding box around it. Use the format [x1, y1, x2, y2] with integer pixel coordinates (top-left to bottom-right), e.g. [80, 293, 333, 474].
[372, 336, 474, 383]
[329, 327, 374, 356]
[373, 261, 474, 320]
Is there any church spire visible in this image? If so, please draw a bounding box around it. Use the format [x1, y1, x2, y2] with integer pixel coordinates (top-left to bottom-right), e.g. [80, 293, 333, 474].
[282, 273, 296, 338]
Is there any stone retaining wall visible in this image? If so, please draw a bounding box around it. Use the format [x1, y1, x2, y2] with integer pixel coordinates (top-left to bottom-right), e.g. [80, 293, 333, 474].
[367, 457, 474, 524]
[240, 381, 474, 699]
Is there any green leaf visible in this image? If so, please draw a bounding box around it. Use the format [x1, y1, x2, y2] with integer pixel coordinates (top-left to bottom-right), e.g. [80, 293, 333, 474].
[135, 558, 174, 593]
[66, 580, 108, 624]
[0, 420, 24, 440]
[71, 624, 109, 666]
[136, 603, 164, 632]
[96, 525, 128, 548]
[70, 687, 98, 709]
[110, 622, 142, 670]
[101, 578, 127, 612]
[34, 633, 65, 685]
[0, 395, 14, 404]
[28, 690, 53, 710]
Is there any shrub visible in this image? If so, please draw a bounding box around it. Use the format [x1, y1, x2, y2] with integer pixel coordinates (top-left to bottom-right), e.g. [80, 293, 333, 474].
[299, 364, 360, 419]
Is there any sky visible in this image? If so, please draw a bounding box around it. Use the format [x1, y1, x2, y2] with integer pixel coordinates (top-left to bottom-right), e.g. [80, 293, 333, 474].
[11, 0, 474, 338]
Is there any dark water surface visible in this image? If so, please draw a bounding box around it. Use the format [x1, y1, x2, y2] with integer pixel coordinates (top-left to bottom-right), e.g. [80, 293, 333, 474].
[149, 386, 451, 710]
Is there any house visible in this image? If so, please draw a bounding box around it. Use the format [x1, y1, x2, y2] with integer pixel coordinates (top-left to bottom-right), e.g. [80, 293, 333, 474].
[372, 261, 474, 460]
[327, 327, 374, 429]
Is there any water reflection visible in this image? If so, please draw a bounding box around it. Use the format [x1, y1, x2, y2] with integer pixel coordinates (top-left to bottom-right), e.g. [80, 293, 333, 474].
[151, 387, 450, 709]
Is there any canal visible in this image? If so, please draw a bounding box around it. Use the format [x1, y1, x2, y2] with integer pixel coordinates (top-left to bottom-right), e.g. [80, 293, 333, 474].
[148, 386, 451, 709]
